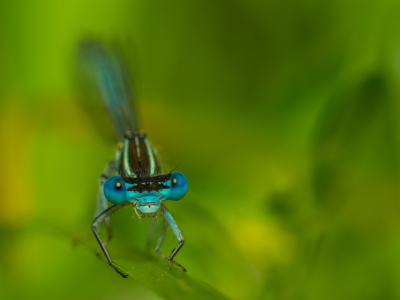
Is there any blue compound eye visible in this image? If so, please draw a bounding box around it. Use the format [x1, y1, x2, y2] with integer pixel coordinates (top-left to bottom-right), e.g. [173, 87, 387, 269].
[169, 172, 188, 200]
[104, 176, 127, 204]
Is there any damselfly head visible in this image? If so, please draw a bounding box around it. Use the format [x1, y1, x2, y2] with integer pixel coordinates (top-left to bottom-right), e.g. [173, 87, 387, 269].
[104, 172, 188, 205]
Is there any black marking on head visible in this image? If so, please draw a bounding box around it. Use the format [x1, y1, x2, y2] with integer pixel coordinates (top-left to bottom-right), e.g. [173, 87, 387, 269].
[123, 173, 172, 193]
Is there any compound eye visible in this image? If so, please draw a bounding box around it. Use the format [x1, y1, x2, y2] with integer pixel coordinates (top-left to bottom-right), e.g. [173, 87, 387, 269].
[169, 172, 188, 200]
[104, 176, 127, 204]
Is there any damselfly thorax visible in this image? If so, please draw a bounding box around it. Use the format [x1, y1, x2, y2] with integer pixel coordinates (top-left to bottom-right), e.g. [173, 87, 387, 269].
[115, 131, 171, 217]
[120, 131, 161, 177]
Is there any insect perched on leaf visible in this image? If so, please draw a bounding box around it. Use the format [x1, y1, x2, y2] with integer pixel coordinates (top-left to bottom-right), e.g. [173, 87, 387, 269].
[78, 40, 188, 278]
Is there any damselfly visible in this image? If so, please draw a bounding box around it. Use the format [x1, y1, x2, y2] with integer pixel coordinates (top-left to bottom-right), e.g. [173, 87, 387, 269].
[79, 40, 188, 278]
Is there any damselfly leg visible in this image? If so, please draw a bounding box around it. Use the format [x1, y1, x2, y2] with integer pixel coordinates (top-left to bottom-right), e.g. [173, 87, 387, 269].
[92, 204, 127, 277]
[154, 205, 186, 272]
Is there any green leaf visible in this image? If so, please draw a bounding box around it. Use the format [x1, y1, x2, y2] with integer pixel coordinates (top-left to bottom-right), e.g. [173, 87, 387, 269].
[75, 234, 228, 300]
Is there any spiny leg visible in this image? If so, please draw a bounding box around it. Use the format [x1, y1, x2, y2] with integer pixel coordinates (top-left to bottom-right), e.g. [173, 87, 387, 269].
[92, 204, 127, 278]
[159, 205, 186, 272]
[96, 215, 113, 256]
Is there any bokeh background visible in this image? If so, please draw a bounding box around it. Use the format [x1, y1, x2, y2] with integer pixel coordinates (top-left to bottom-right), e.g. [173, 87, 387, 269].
[1, 1, 400, 299]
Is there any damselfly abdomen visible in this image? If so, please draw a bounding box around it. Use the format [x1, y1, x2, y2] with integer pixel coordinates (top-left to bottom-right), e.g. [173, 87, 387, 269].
[78, 40, 188, 278]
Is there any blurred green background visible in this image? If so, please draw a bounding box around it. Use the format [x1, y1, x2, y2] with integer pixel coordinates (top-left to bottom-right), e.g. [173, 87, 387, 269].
[1, 0, 400, 299]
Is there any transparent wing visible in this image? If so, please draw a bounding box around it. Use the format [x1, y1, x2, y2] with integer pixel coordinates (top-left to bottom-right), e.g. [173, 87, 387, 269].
[78, 39, 140, 141]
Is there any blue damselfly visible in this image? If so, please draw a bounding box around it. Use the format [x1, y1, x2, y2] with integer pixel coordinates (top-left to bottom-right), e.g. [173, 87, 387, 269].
[78, 40, 188, 278]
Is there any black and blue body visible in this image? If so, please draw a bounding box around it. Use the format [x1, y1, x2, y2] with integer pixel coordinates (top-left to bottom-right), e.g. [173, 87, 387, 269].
[79, 40, 188, 277]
